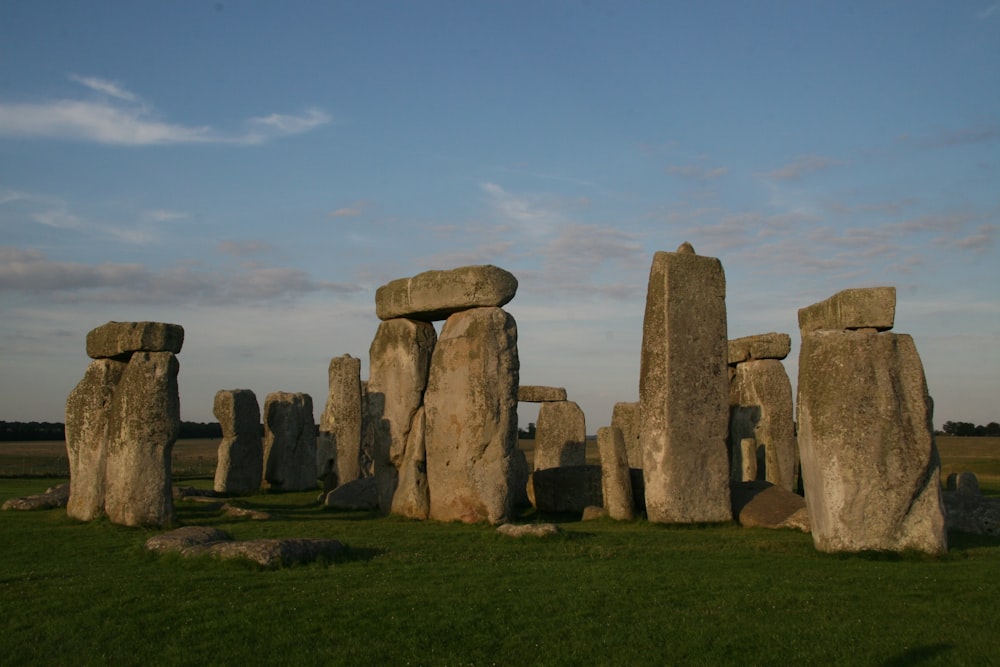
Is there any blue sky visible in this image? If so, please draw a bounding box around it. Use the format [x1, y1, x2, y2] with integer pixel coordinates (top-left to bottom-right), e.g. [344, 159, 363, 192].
[1, 1, 997, 430]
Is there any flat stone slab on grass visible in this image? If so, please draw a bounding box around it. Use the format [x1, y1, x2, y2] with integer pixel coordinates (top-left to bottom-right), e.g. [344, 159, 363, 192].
[496, 523, 561, 538]
[86, 321, 185, 359]
[517, 385, 568, 402]
[375, 265, 518, 321]
[797, 286, 896, 333]
[728, 332, 792, 364]
[730, 481, 810, 532]
[145, 526, 344, 567]
[2, 483, 70, 511]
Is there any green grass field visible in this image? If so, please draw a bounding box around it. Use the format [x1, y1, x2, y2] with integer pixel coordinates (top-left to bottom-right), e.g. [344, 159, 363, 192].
[1, 437, 998, 665]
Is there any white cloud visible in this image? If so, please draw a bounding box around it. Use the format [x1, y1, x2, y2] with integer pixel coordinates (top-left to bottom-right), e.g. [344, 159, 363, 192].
[666, 164, 729, 180]
[329, 207, 362, 218]
[0, 75, 330, 146]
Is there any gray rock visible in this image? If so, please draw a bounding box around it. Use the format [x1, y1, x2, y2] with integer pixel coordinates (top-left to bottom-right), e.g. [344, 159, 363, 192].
[737, 438, 758, 483]
[145, 526, 231, 552]
[145, 527, 343, 567]
[730, 481, 809, 532]
[942, 492, 1000, 536]
[391, 406, 430, 519]
[727, 332, 792, 364]
[375, 265, 518, 322]
[797, 329, 946, 554]
[2, 483, 70, 511]
[729, 359, 797, 491]
[945, 472, 980, 496]
[533, 400, 586, 470]
[262, 392, 317, 492]
[517, 385, 568, 402]
[496, 523, 561, 538]
[213, 389, 263, 496]
[582, 505, 607, 521]
[324, 477, 379, 511]
[368, 318, 436, 511]
[797, 286, 896, 333]
[424, 307, 519, 524]
[611, 401, 641, 470]
[597, 426, 635, 520]
[103, 351, 180, 527]
[86, 321, 184, 359]
[318, 355, 362, 492]
[639, 245, 732, 524]
[65, 358, 125, 521]
[528, 465, 603, 513]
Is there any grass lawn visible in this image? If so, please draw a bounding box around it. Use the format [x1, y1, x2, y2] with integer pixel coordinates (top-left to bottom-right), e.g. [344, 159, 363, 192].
[1, 438, 998, 665]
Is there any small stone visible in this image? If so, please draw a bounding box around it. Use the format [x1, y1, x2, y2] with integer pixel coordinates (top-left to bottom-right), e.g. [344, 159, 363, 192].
[496, 523, 561, 538]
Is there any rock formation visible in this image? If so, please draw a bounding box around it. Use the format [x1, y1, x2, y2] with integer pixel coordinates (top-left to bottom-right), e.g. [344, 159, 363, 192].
[375, 264, 517, 321]
[532, 400, 586, 470]
[213, 389, 262, 495]
[262, 392, 317, 492]
[611, 401, 641, 469]
[639, 244, 731, 523]
[597, 426, 635, 520]
[317, 355, 363, 493]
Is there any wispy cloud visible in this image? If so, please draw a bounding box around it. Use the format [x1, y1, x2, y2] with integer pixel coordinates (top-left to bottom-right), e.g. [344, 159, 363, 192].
[666, 164, 729, 180]
[217, 240, 273, 257]
[979, 3, 1000, 19]
[0, 75, 331, 146]
[0, 246, 362, 304]
[329, 207, 362, 218]
[764, 154, 842, 181]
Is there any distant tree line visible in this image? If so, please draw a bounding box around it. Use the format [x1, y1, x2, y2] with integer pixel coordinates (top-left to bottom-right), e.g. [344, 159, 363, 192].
[940, 421, 1000, 437]
[0, 421, 222, 441]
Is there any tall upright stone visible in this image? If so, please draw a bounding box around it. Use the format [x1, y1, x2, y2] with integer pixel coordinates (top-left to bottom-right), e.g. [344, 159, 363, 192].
[424, 307, 519, 524]
[65, 359, 126, 521]
[103, 351, 180, 527]
[213, 389, 262, 495]
[368, 319, 436, 511]
[597, 426, 635, 520]
[797, 327, 946, 554]
[317, 355, 363, 492]
[532, 400, 586, 470]
[262, 392, 317, 492]
[729, 359, 796, 491]
[611, 401, 641, 469]
[391, 406, 430, 519]
[639, 243, 731, 523]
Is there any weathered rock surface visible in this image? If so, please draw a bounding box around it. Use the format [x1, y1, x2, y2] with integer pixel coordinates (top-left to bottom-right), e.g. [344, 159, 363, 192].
[597, 426, 634, 520]
[2, 483, 70, 511]
[391, 406, 430, 519]
[517, 385, 568, 403]
[639, 245, 732, 523]
[729, 359, 797, 491]
[375, 265, 518, 321]
[946, 472, 980, 496]
[611, 401, 641, 469]
[797, 329, 946, 554]
[65, 358, 125, 521]
[582, 506, 607, 521]
[528, 465, 603, 513]
[728, 332, 792, 364]
[317, 355, 362, 493]
[368, 319, 436, 511]
[942, 492, 1000, 536]
[262, 392, 317, 492]
[496, 523, 561, 538]
[324, 477, 379, 511]
[424, 307, 519, 524]
[103, 351, 180, 527]
[86, 321, 184, 359]
[533, 400, 586, 470]
[730, 481, 810, 532]
[737, 438, 758, 482]
[797, 286, 896, 333]
[213, 389, 263, 496]
[145, 527, 344, 567]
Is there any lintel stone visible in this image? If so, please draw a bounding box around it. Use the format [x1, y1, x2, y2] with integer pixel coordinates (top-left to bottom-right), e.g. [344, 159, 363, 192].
[87, 321, 185, 359]
[375, 265, 517, 321]
[517, 385, 568, 402]
[797, 287, 895, 333]
[728, 332, 791, 364]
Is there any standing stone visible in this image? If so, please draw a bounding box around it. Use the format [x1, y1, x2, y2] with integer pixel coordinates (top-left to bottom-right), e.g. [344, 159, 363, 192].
[517, 385, 568, 403]
[317, 355, 363, 492]
[213, 389, 262, 495]
[262, 392, 317, 492]
[359, 381, 375, 479]
[103, 351, 180, 527]
[391, 406, 430, 519]
[611, 401, 641, 469]
[375, 265, 518, 321]
[424, 307, 519, 524]
[797, 329, 947, 554]
[65, 359, 126, 521]
[639, 244, 731, 523]
[739, 438, 758, 482]
[597, 426, 635, 520]
[368, 319, 436, 511]
[729, 359, 797, 491]
[533, 400, 586, 470]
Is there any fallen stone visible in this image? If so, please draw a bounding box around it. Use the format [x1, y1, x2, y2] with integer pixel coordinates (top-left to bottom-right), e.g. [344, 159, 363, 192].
[222, 504, 272, 520]
[728, 332, 792, 364]
[517, 385, 567, 403]
[86, 321, 184, 359]
[145, 526, 231, 553]
[730, 481, 810, 532]
[582, 505, 607, 521]
[797, 286, 896, 333]
[942, 492, 1000, 536]
[324, 477, 379, 511]
[145, 527, 344, 567]
[2, 483, 70, 511]
[375, 264, 518, 321]
[496, 523, 561, 538]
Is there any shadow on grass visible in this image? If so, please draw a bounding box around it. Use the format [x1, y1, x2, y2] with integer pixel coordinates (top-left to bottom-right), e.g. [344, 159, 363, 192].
[882, 643, 954, 666]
